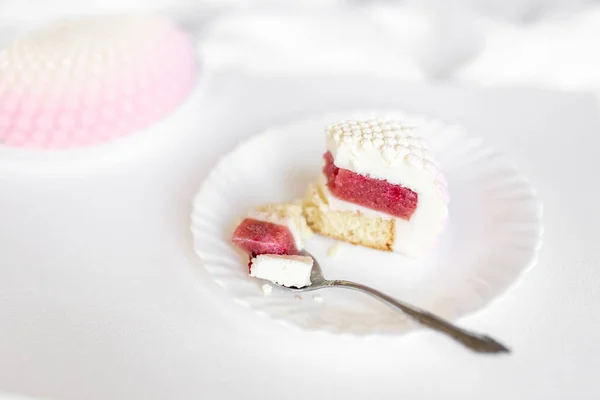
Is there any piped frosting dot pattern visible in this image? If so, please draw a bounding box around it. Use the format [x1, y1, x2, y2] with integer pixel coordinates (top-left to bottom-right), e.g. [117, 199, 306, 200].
[0, 15, 196, 148]
[326, 118, 447, 199]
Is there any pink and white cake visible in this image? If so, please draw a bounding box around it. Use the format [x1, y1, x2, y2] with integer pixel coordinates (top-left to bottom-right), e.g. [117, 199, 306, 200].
[0, 14, 196, 148]
[303, 118, 449, 257]
[232, 203, 314, 288]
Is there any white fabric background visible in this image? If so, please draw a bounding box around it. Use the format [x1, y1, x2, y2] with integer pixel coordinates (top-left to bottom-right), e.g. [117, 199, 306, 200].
[2, 0, 600, 99]
[196, 3, 600, 103]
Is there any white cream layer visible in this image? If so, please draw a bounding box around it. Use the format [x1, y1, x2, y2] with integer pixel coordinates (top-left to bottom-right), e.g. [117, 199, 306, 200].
[250, 254, 313, 288]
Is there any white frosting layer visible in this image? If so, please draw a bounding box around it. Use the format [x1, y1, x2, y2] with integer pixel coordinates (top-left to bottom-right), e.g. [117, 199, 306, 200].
[250, 254, 313, 288]
[322, 117, 449, 257]
[247, 203, 311, 251]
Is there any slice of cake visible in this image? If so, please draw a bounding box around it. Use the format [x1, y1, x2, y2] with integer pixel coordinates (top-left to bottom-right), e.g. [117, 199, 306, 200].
[303, 118, 448, 257]
[232, 203, 314, 287]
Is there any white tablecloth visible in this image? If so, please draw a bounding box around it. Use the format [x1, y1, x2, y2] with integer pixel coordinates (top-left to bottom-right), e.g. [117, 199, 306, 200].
[1, 72, 598, 399]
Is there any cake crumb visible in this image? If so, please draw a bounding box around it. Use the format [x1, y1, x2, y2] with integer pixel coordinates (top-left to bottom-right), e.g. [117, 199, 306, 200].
[312, 294, 323, 303]
[261, 284, 272, 296]
[294, 295, 303, 300]
[328, 242, 342, 257]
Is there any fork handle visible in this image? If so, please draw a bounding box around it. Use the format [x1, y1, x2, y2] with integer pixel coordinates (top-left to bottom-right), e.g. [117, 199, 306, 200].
[329, 280, 510, 354]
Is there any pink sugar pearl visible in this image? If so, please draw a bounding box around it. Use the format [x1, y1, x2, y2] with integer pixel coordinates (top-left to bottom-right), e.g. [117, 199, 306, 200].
[0, 14, 197, 149]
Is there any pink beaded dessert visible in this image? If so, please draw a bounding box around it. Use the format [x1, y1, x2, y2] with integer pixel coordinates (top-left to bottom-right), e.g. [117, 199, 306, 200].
[0, 15, 196, 148]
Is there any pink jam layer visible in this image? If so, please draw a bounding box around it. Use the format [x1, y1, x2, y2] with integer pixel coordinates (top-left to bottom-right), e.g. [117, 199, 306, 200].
[323, 152, 418, 219]
[232, 218, 299, 258]
[0, 16, 196, 148]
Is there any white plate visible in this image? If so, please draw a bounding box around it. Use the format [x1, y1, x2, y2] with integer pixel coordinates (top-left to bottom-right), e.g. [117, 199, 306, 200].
[191, 110, 543, 336]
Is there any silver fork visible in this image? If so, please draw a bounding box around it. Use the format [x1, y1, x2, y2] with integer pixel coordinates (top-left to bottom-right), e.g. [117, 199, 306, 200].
[286, 250, 509, 354]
